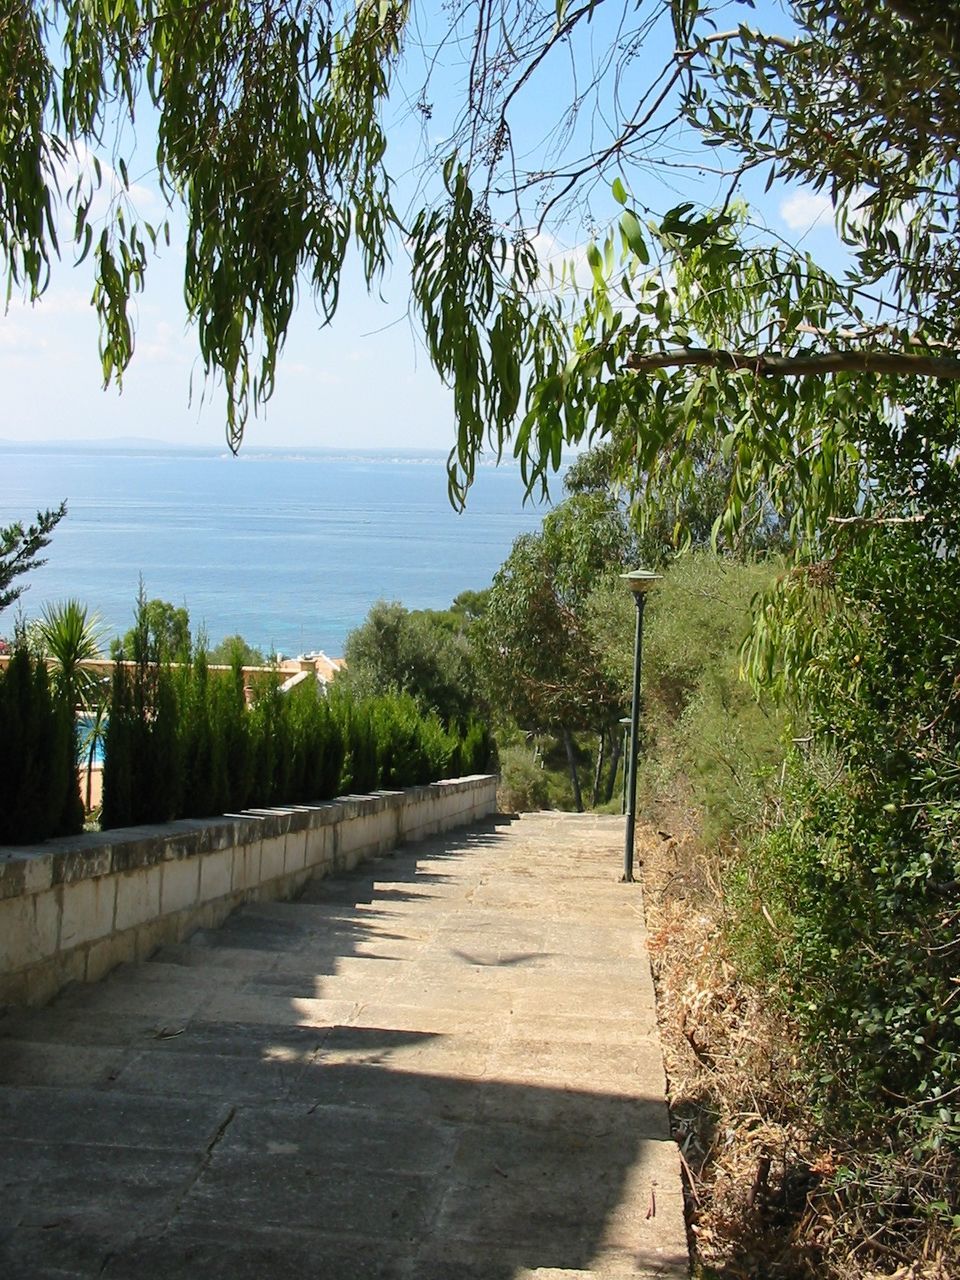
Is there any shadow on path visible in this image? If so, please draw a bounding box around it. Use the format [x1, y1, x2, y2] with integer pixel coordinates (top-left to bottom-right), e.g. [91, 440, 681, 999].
[0, 814, 687, 1279]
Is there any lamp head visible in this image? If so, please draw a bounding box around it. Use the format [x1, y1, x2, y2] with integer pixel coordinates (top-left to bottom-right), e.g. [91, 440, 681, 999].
[620, 568, 662, 596]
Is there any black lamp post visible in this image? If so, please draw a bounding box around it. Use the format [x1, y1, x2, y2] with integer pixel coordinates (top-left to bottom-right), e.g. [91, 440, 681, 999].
[620, 568, 661, 882]
[619, 715, 632, 814]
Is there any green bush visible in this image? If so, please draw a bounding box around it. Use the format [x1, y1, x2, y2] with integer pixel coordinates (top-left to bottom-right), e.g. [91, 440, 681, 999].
[625, 552, 786, 838]
[459, 716, 493, 775]
[0, 645, 82, 844]
[100, 634, 491, 829]
[102, 621, 183, 827]
[733, 525, 960, 1156]
[286, 678, 341, 803]
[329, 688, 379, 794]
[497, 744, 552, 812]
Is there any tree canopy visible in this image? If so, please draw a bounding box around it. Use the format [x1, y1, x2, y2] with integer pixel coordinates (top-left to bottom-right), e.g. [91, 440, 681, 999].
[343, 599, 478, 726]
[3, 1, 959, 528]
[115, 596, 191, 662]
[477, 488, 634, 807]
[207, 634, 265, 667]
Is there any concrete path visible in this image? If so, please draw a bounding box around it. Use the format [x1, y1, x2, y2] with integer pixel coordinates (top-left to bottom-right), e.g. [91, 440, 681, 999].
[0, 812, 687, 1279]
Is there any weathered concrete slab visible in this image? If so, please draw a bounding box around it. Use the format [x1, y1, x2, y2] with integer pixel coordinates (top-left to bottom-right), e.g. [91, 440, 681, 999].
[0, 776, 498, 1007]
[0, 812, 688, 1278]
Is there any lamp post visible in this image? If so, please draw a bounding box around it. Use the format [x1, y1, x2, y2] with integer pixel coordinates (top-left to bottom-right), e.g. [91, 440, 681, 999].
[620, 568, 661, 882]
[619, 715, 632, 814]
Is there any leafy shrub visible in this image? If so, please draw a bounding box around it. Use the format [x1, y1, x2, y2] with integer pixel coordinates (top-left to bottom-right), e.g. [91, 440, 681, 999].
[329, 688, 379, 794]
[287, 678, 342, 803]
[100, 631, 491, 829]
[591, 551, 786, 838]
[343, 600, 479, 725]
[498, 744, 551, 812]
[459, 716, 494, 775]
[733, 525, 960, 1159]
[102, 613, 183, 827]
[0, 645, 83, 843]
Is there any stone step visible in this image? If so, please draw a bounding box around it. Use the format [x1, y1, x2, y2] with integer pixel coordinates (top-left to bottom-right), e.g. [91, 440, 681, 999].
[148, 940, 285, 971]
[0, 813, 688, 1279]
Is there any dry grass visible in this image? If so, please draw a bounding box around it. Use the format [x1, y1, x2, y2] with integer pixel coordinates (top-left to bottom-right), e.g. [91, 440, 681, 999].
[637, 820, 956, 1280]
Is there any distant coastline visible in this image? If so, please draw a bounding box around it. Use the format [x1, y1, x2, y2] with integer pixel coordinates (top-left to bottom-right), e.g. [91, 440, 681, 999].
[0, 438, 579, 469]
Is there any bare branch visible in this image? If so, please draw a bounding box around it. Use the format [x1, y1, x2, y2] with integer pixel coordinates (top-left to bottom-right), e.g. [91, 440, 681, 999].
[827, 513, 927, 527]
[794, 323, 952, 348]
[682, 29, 797, 56]
[624, 347, 960, 379]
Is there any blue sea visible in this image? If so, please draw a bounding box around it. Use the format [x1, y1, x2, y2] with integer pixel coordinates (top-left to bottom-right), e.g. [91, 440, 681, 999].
[0, 443, 555, 656]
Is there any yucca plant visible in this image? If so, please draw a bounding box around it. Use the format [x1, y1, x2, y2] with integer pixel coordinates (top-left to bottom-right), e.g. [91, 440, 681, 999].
[37, 600, 109, 815]
[36, 600, 107, 712]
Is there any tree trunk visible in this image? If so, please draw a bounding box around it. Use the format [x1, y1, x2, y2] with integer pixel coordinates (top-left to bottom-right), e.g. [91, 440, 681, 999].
[592, 730, 606, 808]
[561, 726, 584, 812]
[604, 730, 624, 805]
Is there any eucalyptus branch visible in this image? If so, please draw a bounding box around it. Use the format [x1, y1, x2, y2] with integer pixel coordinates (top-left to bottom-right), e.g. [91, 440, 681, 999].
[679, 29, 798, 57]
[826, 513, 926, 527]
[624, 347, 960, 379]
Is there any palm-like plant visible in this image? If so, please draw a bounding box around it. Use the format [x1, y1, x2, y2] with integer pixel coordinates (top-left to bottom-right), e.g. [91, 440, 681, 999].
[36, 601, 109, 809]
[37, 600, 107, 711]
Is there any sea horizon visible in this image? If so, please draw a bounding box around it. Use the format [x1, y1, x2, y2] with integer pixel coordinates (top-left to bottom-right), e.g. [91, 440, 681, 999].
[1, 441, 560, 657]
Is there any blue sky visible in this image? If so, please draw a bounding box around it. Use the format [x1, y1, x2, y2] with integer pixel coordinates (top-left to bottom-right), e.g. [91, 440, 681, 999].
[1, 0, 841, 452]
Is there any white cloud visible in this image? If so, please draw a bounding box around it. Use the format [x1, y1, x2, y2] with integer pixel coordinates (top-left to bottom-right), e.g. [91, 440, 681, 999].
[5, 289, 90, 318]
[0, 320, 48, 352]
[139, 320, 194, 366]
[779, 191, 834, 233]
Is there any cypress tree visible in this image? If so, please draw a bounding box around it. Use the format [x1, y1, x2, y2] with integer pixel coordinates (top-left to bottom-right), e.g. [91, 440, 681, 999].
[221, 660, 253, 812]
[101, 661, 133, 829]
[149, 664, 182, 822]
[0, 646, 83, 843]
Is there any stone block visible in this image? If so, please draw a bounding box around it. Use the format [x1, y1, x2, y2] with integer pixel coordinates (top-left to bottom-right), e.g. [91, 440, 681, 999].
[161, 856, 200, 917]
[233, 843, 262, 892]
[21, 853, 54, 896]
[199, 849, 234, 901]
[107, 828, 167, 874]
[283, 829, 308, 875]
[0, 856, 27, 902]
[114, 866, 162, 933]
[252, 874, 284, 906]
[0, 969, 29, 1006]
[85, 930, 137, 983]
[135, 917, 170, 962]
[0, 890, 60, 971]
[0, 855, 54, 906]
[54, 841, 113, 884]
[290, 869, 312, 896]
[172, 911, 195, 943]
[310, 802, 343, 828]
[284, 807, 311, 835]
[244, 810, 289, 842]
[193, 816, 246, 853]
[202, 897, 239, 933]
[260, 836, 286, 883]
[60, 876, 117, 949]
[26, 950, 85, 1007]
[303, 823, 329, 870]
[160, 822, 207, 861]
[341, 811, 393, 857]
[399, 800, 427, 836]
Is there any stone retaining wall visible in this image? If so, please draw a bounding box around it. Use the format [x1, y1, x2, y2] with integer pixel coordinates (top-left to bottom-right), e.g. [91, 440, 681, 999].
[0, 775, 498, 1008]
